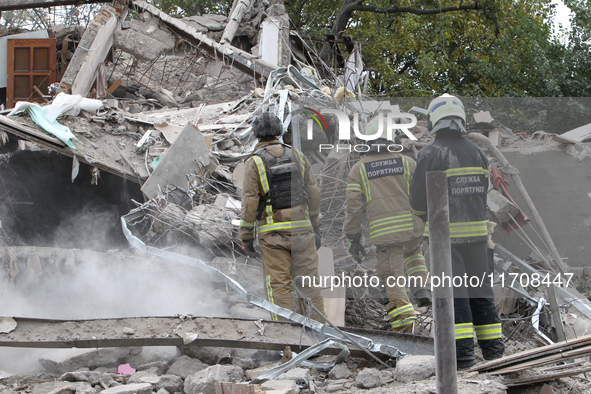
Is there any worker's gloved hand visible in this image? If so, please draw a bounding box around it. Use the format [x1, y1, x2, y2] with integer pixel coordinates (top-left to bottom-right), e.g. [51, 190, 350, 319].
[313, 227, 322, 250]
[242, 239, 258, 258]
[347, 234, 366, 261]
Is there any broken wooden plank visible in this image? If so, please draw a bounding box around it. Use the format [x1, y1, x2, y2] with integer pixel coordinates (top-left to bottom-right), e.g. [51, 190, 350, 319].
[133, 0, 278, 81]
[472, 333, 591, 373]
[490, 344, 591, 375]
[107, 79, 123, 94]
[0, 0, 106, 11]
[505, 365, 591, 387]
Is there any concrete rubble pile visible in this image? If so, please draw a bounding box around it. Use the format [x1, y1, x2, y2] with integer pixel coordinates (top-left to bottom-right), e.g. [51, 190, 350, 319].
[3, 1, 591, 393]
[0, 343, 514, 394]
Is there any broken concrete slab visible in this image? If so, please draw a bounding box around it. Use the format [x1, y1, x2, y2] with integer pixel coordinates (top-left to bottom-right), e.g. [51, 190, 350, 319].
[59, 6, 126, 96]
[184, 365, 244, 394]
[59, 371, 102, 385]
[327, 363, 351, 380]
[133, 0, 278, 80]
[113, 14, 176, 62]
[184, 204, 238, 249]
[179, 346, 232, 366]
[276, 367, 309, 386]
[136, 360, 169, 375]
[99, 383, 152, 394]
[167, 355, 208, 378]
[183, 15, 225, 31]
[259, 380, 299, 394]
[141, 123, 209, 199]
[39, 348, 142, 374]
[145, 374, 184, 392]
[395, 355, 435, 383]
[29, 381, 96, 394]
[355, 367, 382, 389]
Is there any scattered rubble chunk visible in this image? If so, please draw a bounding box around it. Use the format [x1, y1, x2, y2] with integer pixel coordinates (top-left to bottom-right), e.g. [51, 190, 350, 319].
[59, 371, 102, 386]
[98, 383, 152, 394]
[259, 379, 299, 394]
[395, 355, 435, 383]
[167, 355, 208, 378]
[328, 363, 351, 380]
[137, 361, 169, 375]
[355, 367, 382, 389]
[39, 348, 142, 375]
[180, 347, 232, 366]
[113, 15, 176, 62]
[28, 382, 93, 394]
[183, 364, 244, 394]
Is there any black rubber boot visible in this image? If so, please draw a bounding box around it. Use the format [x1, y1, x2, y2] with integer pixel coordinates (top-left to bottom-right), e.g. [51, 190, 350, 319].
[456, 358, 477, 370]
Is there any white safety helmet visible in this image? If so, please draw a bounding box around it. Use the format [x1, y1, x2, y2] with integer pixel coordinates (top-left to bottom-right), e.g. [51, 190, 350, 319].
[428, 94, 466, 135]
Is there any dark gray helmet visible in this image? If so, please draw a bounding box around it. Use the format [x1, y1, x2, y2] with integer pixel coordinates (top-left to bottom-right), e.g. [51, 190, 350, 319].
[253, 113, 282, 138]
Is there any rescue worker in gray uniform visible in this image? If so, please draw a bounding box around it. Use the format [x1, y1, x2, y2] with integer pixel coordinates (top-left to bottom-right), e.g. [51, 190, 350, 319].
[409, 94, 504, 369]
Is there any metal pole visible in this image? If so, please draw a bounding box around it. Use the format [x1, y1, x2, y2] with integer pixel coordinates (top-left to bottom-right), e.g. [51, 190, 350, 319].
[426, 171, 457, 394]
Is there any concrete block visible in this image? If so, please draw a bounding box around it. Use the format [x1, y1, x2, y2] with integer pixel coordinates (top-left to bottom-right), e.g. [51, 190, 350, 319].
[60, 7, 120, 96]
[167, 355, 208, 378]
[355, 367, 382, 389]
[180, 346, 232, 365]
[141, 123, 210, 199]
[151, 374, 184, 392]
[184, 204, 238, 248]
[30, 381, 96, 394]
[276, 367, 309, 386]
[473, 111, 493, 123]
[39, 348, 142, 374]
[328, 363, 351, 380]
[184, 365, 244, 394]
[244, 365, 276, 381]
[260, 380, 299, 394]
[395, 355, 435, 383]
[113, 17, 175, 62]
[99, 383, 152, 394]
[137, 360, 169, 375]
[59, 371, 102, 385]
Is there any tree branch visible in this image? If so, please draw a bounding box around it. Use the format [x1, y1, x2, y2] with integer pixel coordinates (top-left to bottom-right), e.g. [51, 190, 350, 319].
[353, 4, 486, 15]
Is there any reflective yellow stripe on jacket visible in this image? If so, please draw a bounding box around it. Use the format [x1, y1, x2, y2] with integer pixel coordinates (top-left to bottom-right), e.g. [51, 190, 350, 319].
[423, 220, 488, 238]
[253, 156, 274, 225]
[369, 214, 414, 239]
[359, 163, 371, 201]
[444, 167, 489, 178]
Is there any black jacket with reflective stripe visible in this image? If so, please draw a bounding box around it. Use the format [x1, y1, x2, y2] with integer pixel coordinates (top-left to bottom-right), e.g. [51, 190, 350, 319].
[409, 132, 489, 244]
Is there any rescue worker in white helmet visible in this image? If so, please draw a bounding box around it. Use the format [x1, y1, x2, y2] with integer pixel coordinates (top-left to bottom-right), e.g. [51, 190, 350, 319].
[239, 112, 326, 322]
[345, 114, 431, 333]
[409, 94, 504, 369]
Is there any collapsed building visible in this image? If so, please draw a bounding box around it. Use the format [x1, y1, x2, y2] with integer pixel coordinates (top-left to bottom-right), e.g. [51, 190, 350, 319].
[1, 0, 591, 393]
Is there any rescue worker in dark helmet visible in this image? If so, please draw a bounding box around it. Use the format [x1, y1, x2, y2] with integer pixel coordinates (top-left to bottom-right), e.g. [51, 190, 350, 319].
[345, 115, 431, 334]
[239, 112, 326, 322]
[409, 94, 504, 369]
